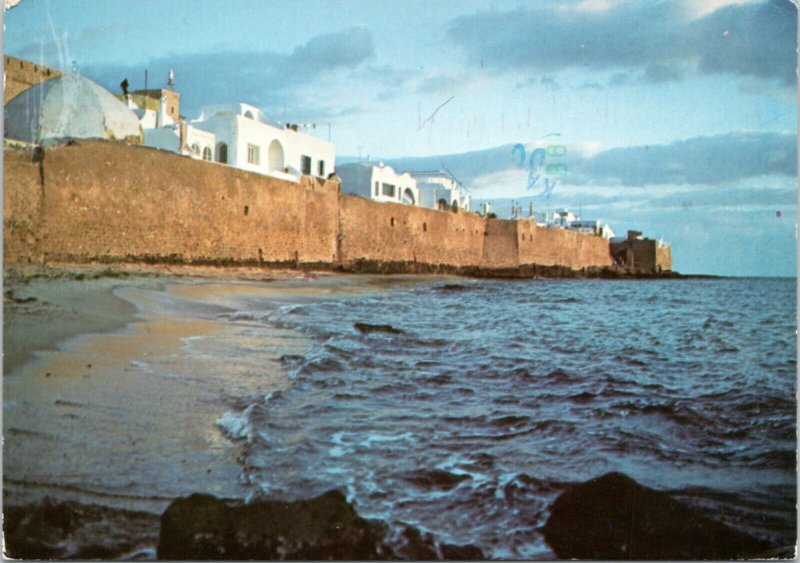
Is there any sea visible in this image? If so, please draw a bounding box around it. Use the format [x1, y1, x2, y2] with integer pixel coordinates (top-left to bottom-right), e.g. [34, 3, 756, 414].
[5, 275, 797, 558]
[209, 276, 797, 558]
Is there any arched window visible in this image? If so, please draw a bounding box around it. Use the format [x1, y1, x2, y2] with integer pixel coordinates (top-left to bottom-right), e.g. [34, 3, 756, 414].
[202, 146, 212, 161]
[191, 143, 200, 155]
[217, 142, 228, 164]
[437, 198, 448, 211]
[402, 188, 416, 206]
[451, 200, 459, 213]
[268, 140, 285, 171]
[244, 110, 255, 119]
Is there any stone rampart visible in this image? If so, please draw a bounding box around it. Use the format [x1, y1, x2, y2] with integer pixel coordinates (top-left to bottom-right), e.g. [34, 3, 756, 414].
[4, 140, 614, 274]
[5, 55, 61, 103]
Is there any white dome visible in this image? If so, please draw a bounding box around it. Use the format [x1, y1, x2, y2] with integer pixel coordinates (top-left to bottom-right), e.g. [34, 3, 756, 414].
[5, 74, 141, 144]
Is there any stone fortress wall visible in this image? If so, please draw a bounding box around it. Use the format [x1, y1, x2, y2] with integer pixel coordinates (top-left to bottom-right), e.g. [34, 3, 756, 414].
[4, 55, 62, 104]
[4, 141, 616, 275]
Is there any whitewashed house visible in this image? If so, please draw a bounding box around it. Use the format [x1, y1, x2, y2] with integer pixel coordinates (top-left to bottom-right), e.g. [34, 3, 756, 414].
[142, 123, 216, 161]
[568, 219, 615, 239]
[191, 103, 335, 183]
[337, 162, 419, 205]
[125, 87, 218, 161]
[411, 171, 470, 212]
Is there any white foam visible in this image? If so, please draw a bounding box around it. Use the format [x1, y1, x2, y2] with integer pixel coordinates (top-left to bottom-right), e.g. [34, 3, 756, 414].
[216, 404, 256, 442]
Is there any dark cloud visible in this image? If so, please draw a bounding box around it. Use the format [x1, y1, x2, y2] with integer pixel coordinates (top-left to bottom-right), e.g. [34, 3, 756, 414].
[447, 0, 796, 86]
[379, 131, 796, 189]
[80, 27, 374, 119]
[573, 132, 797, 186]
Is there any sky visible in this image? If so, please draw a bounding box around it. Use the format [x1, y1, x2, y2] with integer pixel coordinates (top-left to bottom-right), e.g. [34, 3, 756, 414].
[4, 0, 798, 276]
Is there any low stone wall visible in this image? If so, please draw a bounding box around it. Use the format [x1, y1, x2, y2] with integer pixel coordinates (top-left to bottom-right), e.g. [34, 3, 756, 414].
[4, 140, 614, 275]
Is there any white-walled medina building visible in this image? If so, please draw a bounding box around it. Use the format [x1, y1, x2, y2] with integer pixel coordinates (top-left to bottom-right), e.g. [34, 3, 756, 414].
[337, 162, 419, 206]
[191, 103, 335, 183]
[411, 171, 471, 212]
[125, 74, 336, 182]
[123, 86, 218, 162]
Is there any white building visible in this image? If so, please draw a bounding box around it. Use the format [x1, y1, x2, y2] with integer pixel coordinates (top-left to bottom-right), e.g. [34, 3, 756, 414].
[550, 208, 579, 227]
[143, 123, 216, 161]
[190, 103, 335, 183]
[411, 171, 470, 212]
[337, 162, 419, 205]
[568, 219, 616, 239]
[124, 88, 180, 129]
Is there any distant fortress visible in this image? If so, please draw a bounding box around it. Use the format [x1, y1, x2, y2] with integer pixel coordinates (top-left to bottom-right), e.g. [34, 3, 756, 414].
[3, 55, 671, 276]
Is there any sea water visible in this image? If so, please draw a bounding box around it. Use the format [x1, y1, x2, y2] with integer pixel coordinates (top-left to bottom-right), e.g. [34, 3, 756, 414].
[206, 277, 796, 559]
[5, 276, 796, 558]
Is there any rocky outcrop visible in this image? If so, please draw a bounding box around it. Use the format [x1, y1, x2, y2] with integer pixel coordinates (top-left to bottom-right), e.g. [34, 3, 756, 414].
[158, 490, 392, 560]
[158, 489, 485, 560]
[542, 472, 775, 559]
[3, 498, 159, 560]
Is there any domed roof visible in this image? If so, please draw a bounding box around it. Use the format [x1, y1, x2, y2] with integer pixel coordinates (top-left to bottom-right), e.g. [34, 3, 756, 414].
[5, 73, 141, 144]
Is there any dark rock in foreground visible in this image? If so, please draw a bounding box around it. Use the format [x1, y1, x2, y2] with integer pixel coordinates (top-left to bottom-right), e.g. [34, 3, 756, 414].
[389, 525, 483, 560]
[158, 489, 485, 560]
[3, 498, 160, 560]
[543, 472, 776, 559]
[159, 490, 391, 560]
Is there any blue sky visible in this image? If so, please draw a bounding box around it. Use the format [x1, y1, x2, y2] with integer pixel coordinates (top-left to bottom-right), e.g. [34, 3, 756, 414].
[5, 0, 797, 276]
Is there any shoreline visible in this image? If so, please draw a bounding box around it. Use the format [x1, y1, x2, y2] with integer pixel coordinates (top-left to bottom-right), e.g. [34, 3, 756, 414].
[4, 259, 708, 282]
[2, 267, 446, 513]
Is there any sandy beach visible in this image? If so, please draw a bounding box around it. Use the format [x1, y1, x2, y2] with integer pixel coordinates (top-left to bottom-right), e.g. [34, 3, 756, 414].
[4, 264, 432, 515]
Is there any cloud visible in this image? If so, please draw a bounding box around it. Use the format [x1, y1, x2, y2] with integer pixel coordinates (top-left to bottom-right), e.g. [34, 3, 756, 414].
[447, 0, 796, 86]
[79, 27, 374, 119]
[681, 0, 764, 19]
[379, 131, 796, 193]
[573, 132, 797, 186]
[648, 187, 796, 212]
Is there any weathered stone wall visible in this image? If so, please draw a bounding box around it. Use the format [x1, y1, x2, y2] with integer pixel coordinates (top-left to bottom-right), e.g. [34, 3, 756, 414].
[4, 55, 61, 103]
[517, 219, 612, 269]
[3, 150, 44, 263]
[4, 140, 615, 274]
[339, 195, 486, 268]
[5, 141, 339, 266]
[482, 219, 519, 269]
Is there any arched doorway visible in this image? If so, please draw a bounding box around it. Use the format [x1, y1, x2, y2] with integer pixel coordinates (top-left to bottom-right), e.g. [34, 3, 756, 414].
[451, 200, 459, 212]
[217, 142, 228, 164]
[437, 198, 448, 211]
[402, 188, 416, 205]
[268, 139, 285, 172]
[202, 146, 212, 161]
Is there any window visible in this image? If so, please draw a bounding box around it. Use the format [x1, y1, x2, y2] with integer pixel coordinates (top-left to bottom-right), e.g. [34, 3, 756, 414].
[202, 146, 212, 161]
[191, 143, 200, 155]
[301, 155, 312, 175]
[217, 142, 228, 164]
[374, 181, 379, 196]
[247, 144, 260, 165]
[318, 160, 325, 177]
[382, 183, 396, 198]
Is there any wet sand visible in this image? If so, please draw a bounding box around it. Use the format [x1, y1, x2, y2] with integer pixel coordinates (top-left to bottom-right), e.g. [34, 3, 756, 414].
[3, 264, 440, 514]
